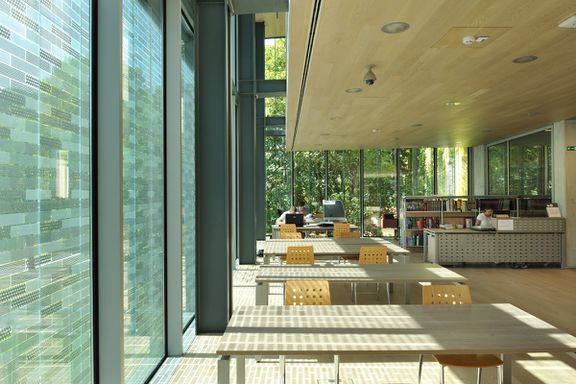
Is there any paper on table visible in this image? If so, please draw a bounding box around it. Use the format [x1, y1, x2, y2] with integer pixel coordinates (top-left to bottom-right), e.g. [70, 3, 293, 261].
[497, 219, 514, 231]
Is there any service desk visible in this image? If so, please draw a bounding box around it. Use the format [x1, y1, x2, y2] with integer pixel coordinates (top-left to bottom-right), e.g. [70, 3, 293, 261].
[424, 218, 565, 265]
[271, 223, 359, 239]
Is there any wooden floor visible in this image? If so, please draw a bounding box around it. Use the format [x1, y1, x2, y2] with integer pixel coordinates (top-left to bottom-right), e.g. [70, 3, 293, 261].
[151, 253, 576, 383]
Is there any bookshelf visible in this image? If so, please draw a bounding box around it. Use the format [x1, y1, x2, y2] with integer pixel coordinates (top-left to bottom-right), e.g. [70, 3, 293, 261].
[400, 196, 476, 248]
[400, 195, 551, 248]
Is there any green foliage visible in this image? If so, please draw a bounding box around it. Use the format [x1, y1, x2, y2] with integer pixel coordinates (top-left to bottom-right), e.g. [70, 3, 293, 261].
[265, 38, 286, 117]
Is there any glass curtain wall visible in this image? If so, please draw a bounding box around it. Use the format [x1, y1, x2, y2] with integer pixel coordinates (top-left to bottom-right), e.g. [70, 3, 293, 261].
[509, 130, 551, 196]
[437, 147, 468, 196]
[181, 19, 196, 329]
[327, 151, 360, 226]
[122, 0, 165, 382]
[293, 152, 325, 216]
[265, 136, 292, 231]
[363, 149, 397, 236]
[0, 0, 93, 382]
[398, 148, 435, 197]
[487, 142, 508, 195]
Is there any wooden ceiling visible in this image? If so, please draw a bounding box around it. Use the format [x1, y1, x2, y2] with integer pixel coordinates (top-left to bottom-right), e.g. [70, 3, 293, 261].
[286, 0, 576, 151]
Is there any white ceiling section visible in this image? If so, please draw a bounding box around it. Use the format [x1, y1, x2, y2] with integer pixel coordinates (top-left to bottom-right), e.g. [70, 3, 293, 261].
[286, 0, 576, 151]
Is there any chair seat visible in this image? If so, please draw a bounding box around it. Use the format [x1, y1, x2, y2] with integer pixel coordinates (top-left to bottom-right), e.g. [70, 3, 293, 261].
[433, 354, 503, 368]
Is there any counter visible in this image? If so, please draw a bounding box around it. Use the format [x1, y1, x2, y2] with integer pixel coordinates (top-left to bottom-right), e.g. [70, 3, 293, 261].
[423, 218, 566, 266]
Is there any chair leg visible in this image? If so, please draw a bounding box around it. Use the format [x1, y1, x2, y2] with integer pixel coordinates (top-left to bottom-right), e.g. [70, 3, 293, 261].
[386, 282, 391, 304]
[353, 282, 358, 304]
[418, 354, 424, 384]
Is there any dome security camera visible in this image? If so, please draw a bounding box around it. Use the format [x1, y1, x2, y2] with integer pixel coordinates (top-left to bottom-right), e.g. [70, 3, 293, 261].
[363, 65, 376, 86]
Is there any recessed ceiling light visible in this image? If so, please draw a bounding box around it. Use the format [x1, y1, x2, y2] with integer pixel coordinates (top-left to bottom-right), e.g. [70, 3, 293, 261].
[372, 129, 382, 133]
[329, 116, 342, 121]
[445, 101, 461, 107]
[411, 123, 423, 127]
[319, 133, 331, 137]
[345, 88, 362, 93]
[512, 55, 538, 64]
[381, 22, 410, 34]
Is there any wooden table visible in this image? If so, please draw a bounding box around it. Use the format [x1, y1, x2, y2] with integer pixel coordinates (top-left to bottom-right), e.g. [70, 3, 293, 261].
[262, 238, 410, 264]
[271, 224, 359, 239]
[216, 304, 576, 384]
[255, 263, 467, 305]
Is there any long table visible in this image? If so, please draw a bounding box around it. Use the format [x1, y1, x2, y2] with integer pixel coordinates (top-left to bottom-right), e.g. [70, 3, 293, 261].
[216, 304, 576, 384]
[255, 263, 466, 305]
[262, 238, 410, 264]
[271, 223, 359, 239]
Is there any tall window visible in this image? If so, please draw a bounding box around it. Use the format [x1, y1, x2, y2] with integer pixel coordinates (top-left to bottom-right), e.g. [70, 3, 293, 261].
[398, 148, 434, 197]
[122, 0, 165, 382]
[437, 147, 468, 196]
[265, 136, 292, 231]
[363, 149, 397, 236]
[509, 130, 551, 196]
[0, 0, 92, 382]
[487, 142, 508, 195]
[293, 152, 325, 216]
[181, 20, 196, 329]
[327, 151, 360, 226]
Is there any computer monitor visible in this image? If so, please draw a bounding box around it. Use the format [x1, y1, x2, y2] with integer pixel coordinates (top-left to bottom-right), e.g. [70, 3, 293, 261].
[322, 200, 346, 222]
[285, 213, 304, 227]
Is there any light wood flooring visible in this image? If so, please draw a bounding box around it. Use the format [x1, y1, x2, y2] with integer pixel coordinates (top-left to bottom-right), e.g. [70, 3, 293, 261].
[151, 253, 576, 383]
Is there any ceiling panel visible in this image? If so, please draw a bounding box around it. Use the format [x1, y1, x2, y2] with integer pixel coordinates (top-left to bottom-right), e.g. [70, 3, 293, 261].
[286, 0, 576, 150]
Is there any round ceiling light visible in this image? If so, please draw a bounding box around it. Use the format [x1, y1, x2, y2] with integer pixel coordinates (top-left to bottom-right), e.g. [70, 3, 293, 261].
[445, 101, 462, 107]
[381, 22, 410, 34]
[512, 55, 538, 64]
[345, 88, 362, 93]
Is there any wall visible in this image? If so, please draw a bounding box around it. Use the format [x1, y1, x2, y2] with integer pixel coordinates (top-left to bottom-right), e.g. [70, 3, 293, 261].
[553, 120, 576, 267]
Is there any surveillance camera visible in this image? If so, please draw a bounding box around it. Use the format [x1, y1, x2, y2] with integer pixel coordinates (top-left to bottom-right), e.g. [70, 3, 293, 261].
[462, 36, 475, 46]
[363, 65, 376, 86]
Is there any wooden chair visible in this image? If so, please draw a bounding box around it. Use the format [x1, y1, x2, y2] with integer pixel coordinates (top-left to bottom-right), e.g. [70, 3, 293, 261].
[418, 285, 503, 384]
[354, 246, 390, 304]
[284, 280, 331, 305]
[280, 232, 303, 239]
[280, 223, 298, 233]
[285, 246, 315, 265]
[282, 280, 333, 381]
[332, 222, 351, 238]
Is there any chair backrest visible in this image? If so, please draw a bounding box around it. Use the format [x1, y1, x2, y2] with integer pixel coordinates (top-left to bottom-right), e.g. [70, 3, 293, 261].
[359, 246, 388, 264]
[280, 223, 297, 233]
[338, 231, 360, 239]
[285, 245, 315, 265]
[285, 280, 331, 305]
[333, 222, 351, 238]
[280, 232, 302, 239]
[422, 284, 472, 305]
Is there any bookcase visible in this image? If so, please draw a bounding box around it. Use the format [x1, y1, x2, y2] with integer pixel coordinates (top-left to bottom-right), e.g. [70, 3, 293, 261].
[400, 195, 551, 248]
[400, 196, 475, 247]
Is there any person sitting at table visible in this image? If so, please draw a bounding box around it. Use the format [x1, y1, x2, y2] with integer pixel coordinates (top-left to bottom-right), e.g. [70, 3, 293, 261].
[276, 200, 307, 225]
[475, 208, 494, 228]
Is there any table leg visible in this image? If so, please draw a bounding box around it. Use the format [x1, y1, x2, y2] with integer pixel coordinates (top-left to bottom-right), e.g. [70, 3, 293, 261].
[280, 355, 286, 384]
[217, 356, 230, 384]
[500, 354, 511, 384]
[404, 282, 411, 304]
[333, 355, 340, 383]
[255, 282, 269, 305]
[263, 254, 270, 265]
[236, 356, 245, 384]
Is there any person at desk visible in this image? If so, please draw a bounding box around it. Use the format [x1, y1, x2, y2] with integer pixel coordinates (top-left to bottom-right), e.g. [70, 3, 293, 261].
[475, 208, 495, 228]
[275, 200, 307, 225]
